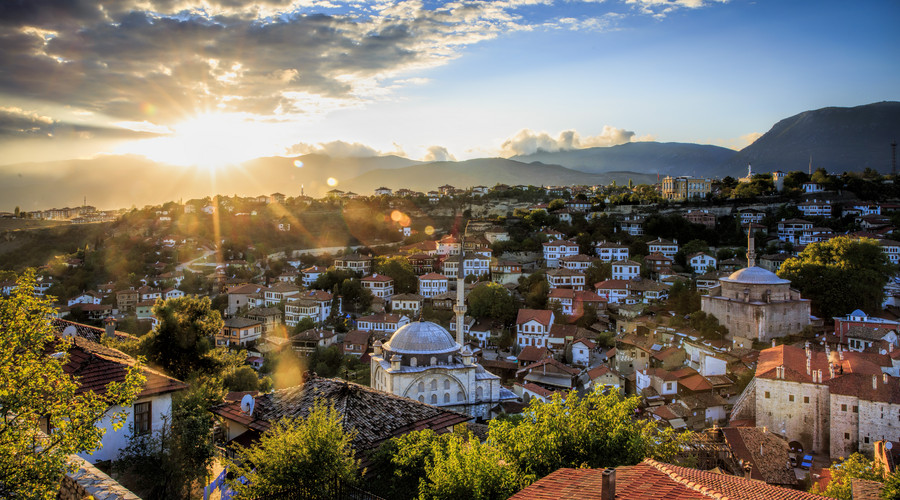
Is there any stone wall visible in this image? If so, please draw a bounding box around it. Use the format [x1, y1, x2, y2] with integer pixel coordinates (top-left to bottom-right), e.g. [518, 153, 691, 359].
[59, 455, 141, 500]
[755, 378, 831, 455]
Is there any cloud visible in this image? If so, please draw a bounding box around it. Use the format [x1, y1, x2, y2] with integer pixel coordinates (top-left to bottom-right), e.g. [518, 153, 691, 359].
[625, 0, 729, 18]
[0, 106, 161, 140]
[500, 126, 638, 156]
[0, 1, 542, 126]
[286, 139, 404, 158]
[422, 145, 456, 162]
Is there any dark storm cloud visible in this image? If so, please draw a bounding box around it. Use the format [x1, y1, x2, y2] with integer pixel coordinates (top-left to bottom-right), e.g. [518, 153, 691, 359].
[0, 1, 531, 124]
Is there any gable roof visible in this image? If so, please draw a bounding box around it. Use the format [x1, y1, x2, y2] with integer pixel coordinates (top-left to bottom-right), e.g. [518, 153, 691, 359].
[510, 459, 829, 500]
[211, 375, 470, 455]
[517, 309, 553, 326]
[63, 336, 187, 398]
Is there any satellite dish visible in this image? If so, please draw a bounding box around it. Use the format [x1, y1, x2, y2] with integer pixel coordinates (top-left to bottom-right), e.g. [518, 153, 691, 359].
[240, 394, 255, 416]
[887, 442, 894, 450]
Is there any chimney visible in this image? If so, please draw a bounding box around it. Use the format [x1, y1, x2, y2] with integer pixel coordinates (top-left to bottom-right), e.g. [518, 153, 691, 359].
[829, 364, 835, 380]
[743, 463, 753, 480]
[103, 316, 117, 338]
[806, 358, 811, 375]
[884, 373, 889, 385]
[601, 468, 616, 500]
[873, 375, 878, 389]
[818, 370, 823, 384]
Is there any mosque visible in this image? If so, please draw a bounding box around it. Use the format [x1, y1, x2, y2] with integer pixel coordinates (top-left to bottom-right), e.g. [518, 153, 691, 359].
[370, 241, 517, 419]
[701, 235, 811, 346]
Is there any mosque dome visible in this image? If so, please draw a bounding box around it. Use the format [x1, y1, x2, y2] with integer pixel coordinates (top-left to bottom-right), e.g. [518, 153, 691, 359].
[383, 321, 459, 355]
[723, 266, 790, 285]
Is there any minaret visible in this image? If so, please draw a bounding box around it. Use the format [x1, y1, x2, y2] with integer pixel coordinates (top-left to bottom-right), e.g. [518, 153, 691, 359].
[747, 230, 756, 268]
[453, 236, 467, 346]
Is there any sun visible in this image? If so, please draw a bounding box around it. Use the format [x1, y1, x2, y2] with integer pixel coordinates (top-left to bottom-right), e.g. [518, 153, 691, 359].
[117, 113, 275, 170]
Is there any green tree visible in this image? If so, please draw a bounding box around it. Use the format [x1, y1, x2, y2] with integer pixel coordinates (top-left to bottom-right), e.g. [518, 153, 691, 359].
[369, 429, 443, 499]
[224, 402, 360, 497]
[420, 432, 523, 500]
[489, 388, 690, 479]
[139, 296, 224, 380]
[883, 469, 900, 500]
[584, 262, 611, 286]
[223, 365, 261, 392]
[547, 199, 566, 211]
[810, 453, 886, 500]
[0, 271, 145, 499]
[778, 237, 894, 319]
[467, 282, 516, 325]
[114, 385, 217, 499]
[375, 256, 418, 294]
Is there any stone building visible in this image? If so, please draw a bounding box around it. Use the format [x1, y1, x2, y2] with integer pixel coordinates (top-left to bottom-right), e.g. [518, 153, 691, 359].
[746, 343, 897, 459]
[701, 237, 810, 344]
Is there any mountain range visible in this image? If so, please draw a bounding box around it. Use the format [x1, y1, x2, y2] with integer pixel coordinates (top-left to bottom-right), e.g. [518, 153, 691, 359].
[1, 102, 897, 212]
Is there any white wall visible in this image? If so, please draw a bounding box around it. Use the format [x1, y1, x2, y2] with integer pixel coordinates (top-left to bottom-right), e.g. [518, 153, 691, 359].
[79, 393, 174, 464]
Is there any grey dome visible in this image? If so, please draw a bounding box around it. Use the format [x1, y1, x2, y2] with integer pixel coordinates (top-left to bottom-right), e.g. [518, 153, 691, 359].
[384, 321, 459, 355]
[723, 266, 789, 285]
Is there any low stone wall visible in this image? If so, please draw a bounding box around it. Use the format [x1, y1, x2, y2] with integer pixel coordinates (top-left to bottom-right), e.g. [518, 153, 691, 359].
[59, 455, 141, 500]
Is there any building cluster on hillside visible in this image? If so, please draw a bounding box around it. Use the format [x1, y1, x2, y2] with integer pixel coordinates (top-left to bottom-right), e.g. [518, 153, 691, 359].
[15, 172, 900, 498]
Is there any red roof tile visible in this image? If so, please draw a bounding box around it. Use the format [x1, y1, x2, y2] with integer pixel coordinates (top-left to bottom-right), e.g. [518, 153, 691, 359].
[517, 309, 554, 326]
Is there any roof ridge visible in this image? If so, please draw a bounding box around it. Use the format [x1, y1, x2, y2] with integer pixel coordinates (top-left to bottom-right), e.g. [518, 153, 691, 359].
[643, 459, 732, 500]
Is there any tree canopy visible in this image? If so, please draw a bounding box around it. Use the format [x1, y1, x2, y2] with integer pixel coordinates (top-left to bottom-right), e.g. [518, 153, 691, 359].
[224, 402, 359, 497]
[778, 236, 895, 319]
[809, 453, 900, 500]
[0, 271, 145, 499]
[139, 295, 224, 380]
[467, 282, 516, 326]
[375, 255, 418, 294]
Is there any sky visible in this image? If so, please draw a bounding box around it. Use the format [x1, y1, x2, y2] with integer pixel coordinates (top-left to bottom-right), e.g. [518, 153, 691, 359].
[0, 0, 897, 168]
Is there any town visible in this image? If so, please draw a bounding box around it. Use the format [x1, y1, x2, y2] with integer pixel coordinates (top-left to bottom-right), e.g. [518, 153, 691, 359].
[3, 167, 900, 499]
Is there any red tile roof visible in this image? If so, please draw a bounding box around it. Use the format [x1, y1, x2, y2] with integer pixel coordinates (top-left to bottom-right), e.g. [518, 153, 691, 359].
[756, 345, 887, 384]
[63, 337, 187, 398]
[517, 309, 554, 326]
[511, 459, 830, 500]
[679, 374, 713, 392]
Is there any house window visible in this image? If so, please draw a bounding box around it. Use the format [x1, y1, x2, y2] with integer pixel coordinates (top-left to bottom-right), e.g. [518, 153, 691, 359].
[764, 391, 770, 399]
[789, 395, 794, 402]
[134, 401, 152, 435]
[841, 404, 847, 411]
[804, 396, 810, 404]
[845, 433, 850, 440]
[864, 437, 869, 444]
[853, 406, 858, 413]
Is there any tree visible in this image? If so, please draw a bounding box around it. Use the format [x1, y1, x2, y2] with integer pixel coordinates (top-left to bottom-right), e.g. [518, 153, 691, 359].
[778, 237, 894, 319]
[467, 282, 516, 325]
[0, 271, 145, 499]
[224, 402, 359, 497]
[488, 388, 690, 479]
[547, 199, 566, 211]
[420, 432, 523, 500]
[223, 365, 262, 392]
[376, 256, 418, 294]
[584, 262, 611, 286]
[114, 385, 218, 499]
[139, 296, 224, 380]
[809, 453, 886, 500]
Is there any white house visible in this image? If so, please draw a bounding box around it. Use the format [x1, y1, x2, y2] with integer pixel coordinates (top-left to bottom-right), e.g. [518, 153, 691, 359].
[67, 291, 103, 307]
[546, 268, 586, 290]
[57, 337, 187, 464]
[542, 240, 580, 268]
[594, 241, 629, 262]
[391, 293, 425, 314]
[361, 274, 395, 299]
[647, 238, 679, 259]
[516, 309, 555, 349]
[356, 313, 410, 334]
[802, 182, 824, 193]
[688, 253, 717, 274]
[611, 260, 640, 280]
[571, 338, 595, 367]
[418, 272, 449, 298]
[798, 200, 832, 218]
[302, 265, 326, 287]
[595, 279, 631, 304]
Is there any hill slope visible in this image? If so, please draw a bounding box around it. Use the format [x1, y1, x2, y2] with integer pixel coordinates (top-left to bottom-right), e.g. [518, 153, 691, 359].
[511, 142, 736, 178]
[341, 158, 656, 194]
[722, 101, 900, 174]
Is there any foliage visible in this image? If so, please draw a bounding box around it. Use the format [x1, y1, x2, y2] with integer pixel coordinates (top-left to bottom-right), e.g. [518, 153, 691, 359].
[667, 280, 701, 317]
[686, 311, 727, 340]
[340, 278, 373, 313]
[139, 296, 224, 380]
[778, 237, 894, 319]
[518, 272, 549, 309]
[584, 262, 611, 286]
[882, 469, 900, 500]
[467, 282, 517, 325]
[809, 453, 886, 500]
[420, 432, 523, 500]
[223, 365, 262, 392]
[0, 271, 145, 499]
[224, 402, 359, 498]
[369, 429, 443, 499]
[489, 388, 690, 479]
[114, 385, 217, 499]
[375, 255, 418, 294]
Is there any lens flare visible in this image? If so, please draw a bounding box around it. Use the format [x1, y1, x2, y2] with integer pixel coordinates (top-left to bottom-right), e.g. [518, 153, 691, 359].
[425, 225, 435, 235]
[140, 102, 157, 115]
[327, 177, 338, 187]
[391, 210, 403, 222]
[293, 160, 303, 168]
